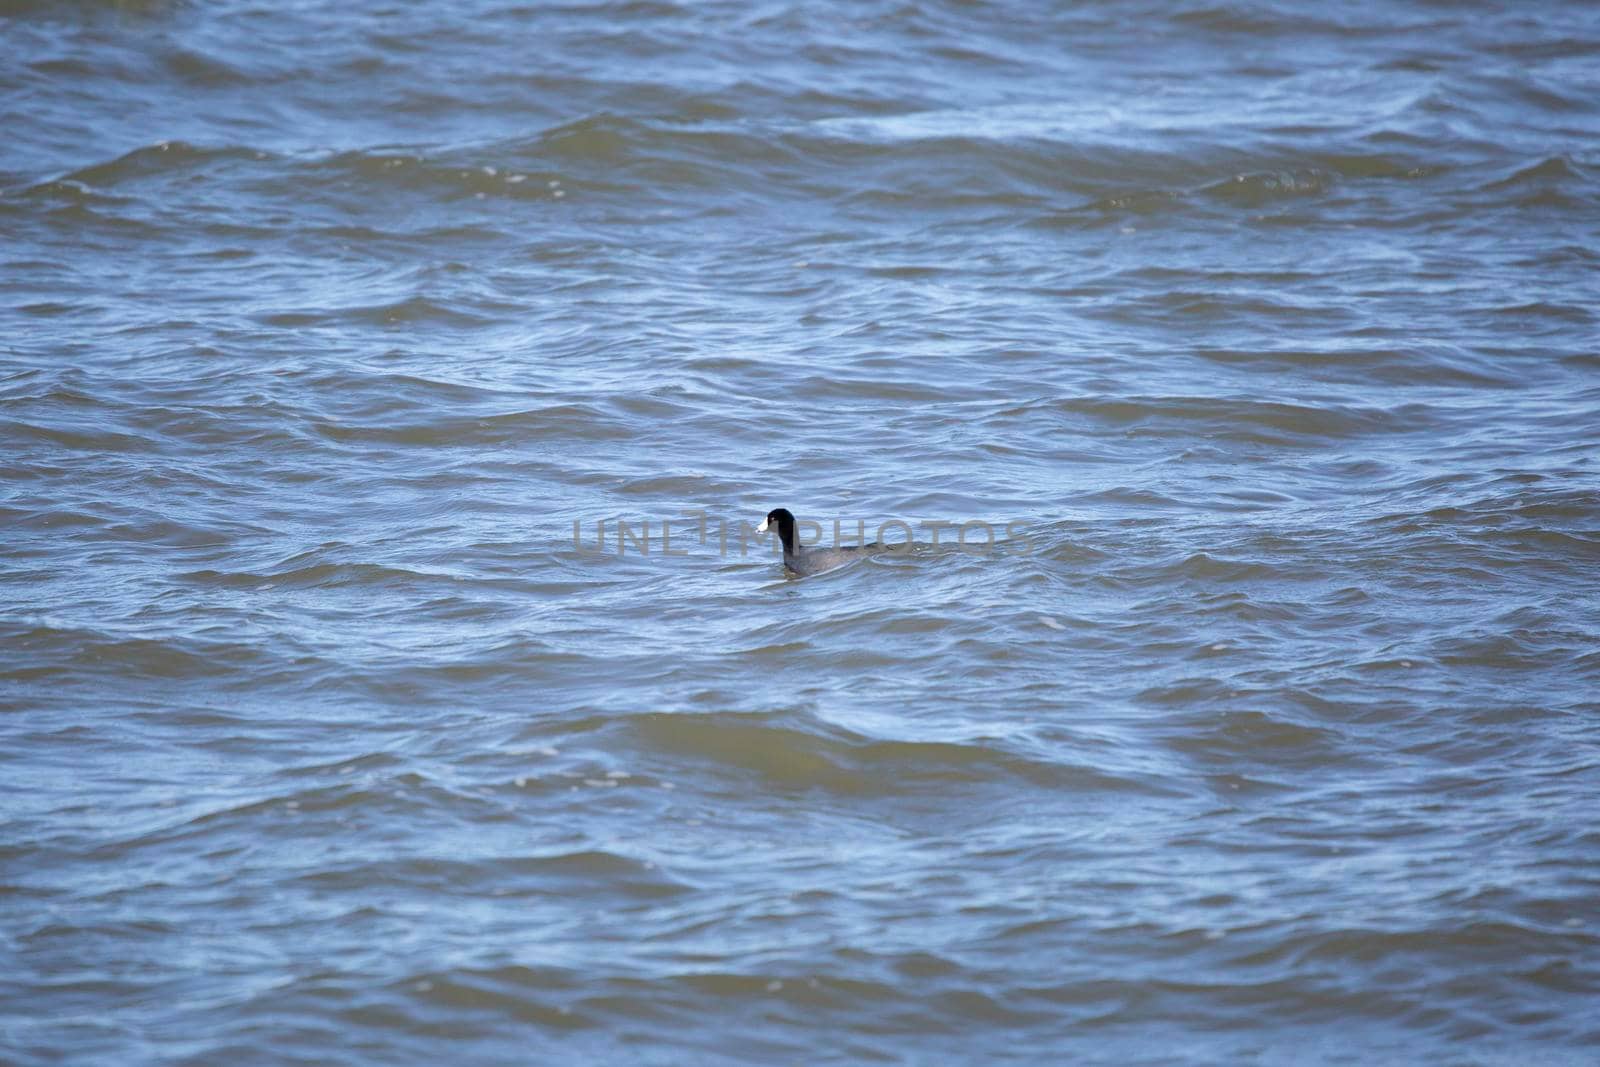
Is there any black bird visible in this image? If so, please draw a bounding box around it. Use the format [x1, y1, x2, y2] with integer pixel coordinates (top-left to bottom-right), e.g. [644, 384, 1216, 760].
[758, 507, 879, 576]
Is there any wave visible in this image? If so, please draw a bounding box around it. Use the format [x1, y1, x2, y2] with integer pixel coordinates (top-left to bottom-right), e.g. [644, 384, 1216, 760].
[611, 710, 1173, 797]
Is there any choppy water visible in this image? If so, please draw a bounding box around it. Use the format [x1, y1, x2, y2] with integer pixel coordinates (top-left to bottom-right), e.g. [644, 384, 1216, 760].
[4, 1, 1599, 1063]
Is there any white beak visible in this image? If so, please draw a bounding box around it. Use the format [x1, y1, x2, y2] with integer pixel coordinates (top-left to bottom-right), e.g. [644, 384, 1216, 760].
[757, 516, 770, 533]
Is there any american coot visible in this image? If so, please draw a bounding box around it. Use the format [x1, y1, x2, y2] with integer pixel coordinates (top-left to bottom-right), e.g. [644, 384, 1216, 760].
[758, 507, 879, 576]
